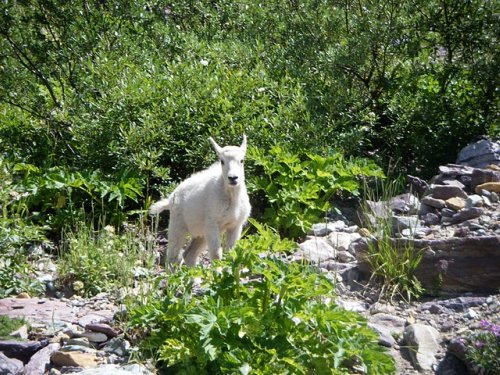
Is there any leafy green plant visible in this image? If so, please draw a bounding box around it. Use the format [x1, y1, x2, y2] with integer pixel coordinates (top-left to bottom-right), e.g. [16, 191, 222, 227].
[464, 320, 500, 373]
[0, 253, 46, 298]
[128, 222, 395, 374]
[360, 175, 424, 302]
[0, 316, 29, 340]
[57, 217, 156, 297]
[11, 163, 144, 229]
[249, 146, 384, 238]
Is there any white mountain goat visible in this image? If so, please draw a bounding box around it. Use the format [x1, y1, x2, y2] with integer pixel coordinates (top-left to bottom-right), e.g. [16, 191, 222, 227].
[149, 135, 251, 266]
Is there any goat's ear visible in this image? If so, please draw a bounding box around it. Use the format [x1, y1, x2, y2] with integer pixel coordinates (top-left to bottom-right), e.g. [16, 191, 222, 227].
[209, 137, 223, 156]
[240, 134, 247, 154]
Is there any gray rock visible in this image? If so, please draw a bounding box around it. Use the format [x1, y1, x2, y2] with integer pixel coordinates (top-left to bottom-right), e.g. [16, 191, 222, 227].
[369, 313, 406, 336]
[356, 200, 392, 227]
[421, 196, 446, 209]
[392, 215, 420, 233]
[58, 345, 98, 353]
[336, 298, 368, 313]
[464, 308, 479, 319]
[67, 337, 92, 348]
[320, 262, 360, 286]
[355, 236, 500, 293]
[489, 191, 499, 203]
[368, 323, 396, 347]
[336, 250, 356, 263]
[407, 175, 429, 195]
[77, 364, 154, 375]
[369, 302, 396, 315]
[430, 185, 468, 200]
[295, 237, 335, 263]
[390, 193, 420, 215]
[78, 314, 111, 328]
[422, 213, 440, 226]
[103, 338, 131, 357]
[80, 331, 108, 344]
[440, 179, 466, 189]
[309, 221, 346, 236]
[84, 323, 119, 339]
[0, 352, 23, 375]
[465, 195, 484, 208]
[451, 207, 484, 224]
[441, 208, 456, 217]
[403, 323, 440, 371]
[457, 138, 500, 168]
[23, 342, 60, 375]
[471, 168, 500, 190]
[9, 325, 28, 341]
[0, 340, 46, 363]
[420, 297, 487, 312]
[326, 232, 353, 252]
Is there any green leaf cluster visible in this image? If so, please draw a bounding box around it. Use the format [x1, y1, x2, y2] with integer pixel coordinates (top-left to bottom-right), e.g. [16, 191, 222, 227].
[249, 146, 384, 238]
[9, 163, 144, 230]
[128, 223, 395, 374]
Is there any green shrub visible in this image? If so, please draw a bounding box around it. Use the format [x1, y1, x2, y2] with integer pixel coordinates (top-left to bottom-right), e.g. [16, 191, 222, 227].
[10, 163, 144, 230]
[249, 146, 384, 238]
[57, 218, 156, 297]
[465, 320, 500, 373]
[128, 222, 395, 374]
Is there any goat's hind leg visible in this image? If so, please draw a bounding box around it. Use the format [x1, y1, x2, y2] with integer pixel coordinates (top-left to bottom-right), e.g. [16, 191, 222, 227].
[166, 218, 188, 266]
[183, 236, 207, 266]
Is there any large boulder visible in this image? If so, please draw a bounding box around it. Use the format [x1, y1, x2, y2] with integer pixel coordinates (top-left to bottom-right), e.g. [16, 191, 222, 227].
[456, 138, 500, 168]
[355, 236, 500, 293]
[403, 323, 440, 371]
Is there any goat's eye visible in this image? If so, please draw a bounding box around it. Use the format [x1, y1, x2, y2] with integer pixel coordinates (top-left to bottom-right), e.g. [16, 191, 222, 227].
[240, 160, 244, 164]
[220, 159, 225, 165]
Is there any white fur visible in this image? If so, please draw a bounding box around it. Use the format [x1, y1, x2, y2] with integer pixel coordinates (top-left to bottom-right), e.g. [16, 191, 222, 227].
[150, 135, 251, 266]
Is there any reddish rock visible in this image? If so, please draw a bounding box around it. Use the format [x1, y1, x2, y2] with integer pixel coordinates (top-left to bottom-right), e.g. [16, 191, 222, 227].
[85, 323, 119, 338]
[0, 298, 115, 326]
[23, 342, 61, 374]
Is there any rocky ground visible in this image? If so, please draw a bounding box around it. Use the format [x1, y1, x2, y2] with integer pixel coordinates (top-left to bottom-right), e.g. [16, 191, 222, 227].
[1, 139, 499, 375]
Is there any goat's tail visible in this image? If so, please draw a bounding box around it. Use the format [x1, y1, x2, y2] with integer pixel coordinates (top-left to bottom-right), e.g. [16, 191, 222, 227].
[149, 198, 171, 215]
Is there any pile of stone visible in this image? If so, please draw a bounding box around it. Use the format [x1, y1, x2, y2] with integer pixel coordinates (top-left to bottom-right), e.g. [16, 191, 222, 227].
[0, 294, 153, 375]
[295, 140, 500, 293]
[292, 138, 500, 373]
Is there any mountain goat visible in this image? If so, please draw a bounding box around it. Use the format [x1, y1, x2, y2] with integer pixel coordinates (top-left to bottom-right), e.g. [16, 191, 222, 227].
[149, 135, 251, 266]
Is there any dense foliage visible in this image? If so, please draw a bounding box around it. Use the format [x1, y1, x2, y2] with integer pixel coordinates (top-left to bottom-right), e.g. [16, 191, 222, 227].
[250, 146, 384, 238]
[0, 2, 496, 371]
[129, 223, 396, 374]
[1, 0, 497, 186]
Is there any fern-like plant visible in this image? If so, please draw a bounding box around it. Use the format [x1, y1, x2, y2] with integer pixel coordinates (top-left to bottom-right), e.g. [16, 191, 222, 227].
[248, 146, 384, 239]
[128, 221, 395, 374]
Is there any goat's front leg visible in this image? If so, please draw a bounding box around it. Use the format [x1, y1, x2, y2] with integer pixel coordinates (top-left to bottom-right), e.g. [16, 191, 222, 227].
[224, 224, 243, 251]
[206, 225, 223, 262]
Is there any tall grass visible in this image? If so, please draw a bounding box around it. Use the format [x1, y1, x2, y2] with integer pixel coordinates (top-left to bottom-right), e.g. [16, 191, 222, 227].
[57, 214, 157, 297]
[361, 174, 424, 302]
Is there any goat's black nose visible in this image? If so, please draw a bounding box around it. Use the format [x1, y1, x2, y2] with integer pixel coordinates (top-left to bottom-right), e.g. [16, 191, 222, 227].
[228, 176, 238, 185]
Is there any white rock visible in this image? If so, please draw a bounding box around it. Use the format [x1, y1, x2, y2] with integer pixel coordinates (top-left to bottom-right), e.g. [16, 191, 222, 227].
[403, 323, 440, 371]
[295, 237, 336, 263]
[327, 232, 353, 252]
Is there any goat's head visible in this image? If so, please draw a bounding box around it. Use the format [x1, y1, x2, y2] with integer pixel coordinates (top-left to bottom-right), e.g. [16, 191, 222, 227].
[209, 135, 247, 188]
